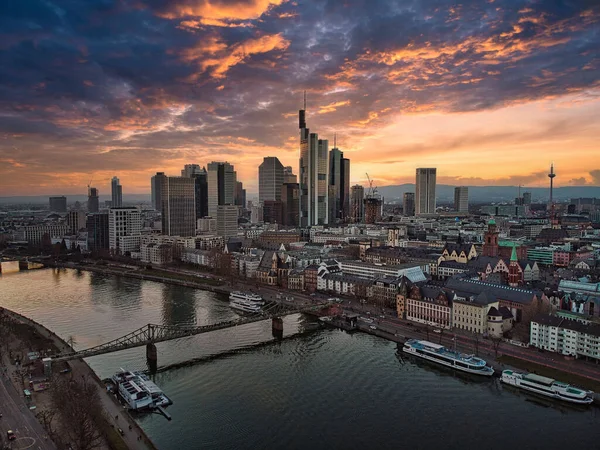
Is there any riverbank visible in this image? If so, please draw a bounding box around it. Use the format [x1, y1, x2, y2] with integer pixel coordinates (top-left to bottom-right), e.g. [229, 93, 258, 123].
[0, 307, 158, 450]
[45, 261, 600, 393]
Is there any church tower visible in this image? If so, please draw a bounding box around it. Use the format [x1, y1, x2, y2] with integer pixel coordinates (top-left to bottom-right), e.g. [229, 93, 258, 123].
[508, 245, 520, 287]
[482, 218, 499, 257]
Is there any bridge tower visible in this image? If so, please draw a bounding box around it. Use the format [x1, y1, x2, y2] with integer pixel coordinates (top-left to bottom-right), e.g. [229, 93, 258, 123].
[272, 317, 283, 339]
[146, 343, 158, 373]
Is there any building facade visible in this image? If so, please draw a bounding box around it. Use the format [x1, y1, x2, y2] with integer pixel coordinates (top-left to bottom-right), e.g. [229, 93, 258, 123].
[328, 148, 350, 223]
[259, 157, 284, 203]
[299, 101, 328, 226]
[49, 196, 67, 213]
[86, 212, 109, 252]
[403, 192, 415, 216]
[161, 176, 196, 237]
[207, 161, 236, 218]
[111, 177, 123, 207]
[88, 187, 99, 213]
[108, 207, 141, 254]
[151, 172, 164, 211]
[216, 205, 239, 239]
[454, 186, 468, 213]
[350, 185, 365, 223]
[415, 168, 436, 215]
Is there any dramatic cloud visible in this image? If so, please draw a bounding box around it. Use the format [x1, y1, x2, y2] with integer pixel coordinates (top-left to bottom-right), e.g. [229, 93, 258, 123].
[0, 0, 599, 195]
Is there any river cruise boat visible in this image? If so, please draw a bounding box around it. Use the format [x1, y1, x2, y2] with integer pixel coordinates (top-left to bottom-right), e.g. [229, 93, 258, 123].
[112, 369, 173, 411]
[501, 370, 594, 405]
[229, 298, 263, 313]
[402, 339, 494, 376]
[229, 291, 264, 305]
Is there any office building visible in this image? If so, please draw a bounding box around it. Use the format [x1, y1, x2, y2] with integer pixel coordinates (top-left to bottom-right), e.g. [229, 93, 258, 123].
[415, 168, 436, 215]
[216, 205, 239, 239]
[523, 192, 532, 205]
[151, 172, 164, 211]
[350, 185, 364, 223]
[284, 166, 297, 184]
[181, 164, 202, 177]
[160, 176, 196, 237]
[86, 212, 109, 252]
[282, 182, 300, 226]
[235, 181, 246, 208]
[49, 196, 67, 213]
[111, 177, 123, 207]
[88, 187, 99, 213]
[454, 186, 469, 213]
[109, 207, 141, 253]
[259, 157, 284, 203]
[207, 162, 236, 218]
[403, 192, 415, 216]
[67, 210, 86, 234]
[192, 170, 208, 219]
[328, 147, 350, 222]
[263, 200, 283, 224]
[299, 95, 329, 226]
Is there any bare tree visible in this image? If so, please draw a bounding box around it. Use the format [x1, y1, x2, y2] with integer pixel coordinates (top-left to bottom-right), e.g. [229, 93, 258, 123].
[438, 328, 444, 345]
[490, 337, 503, 358]
[51, 375, 104, 450]
[473, 332, 480, 356]
[66, 335, 77, 349]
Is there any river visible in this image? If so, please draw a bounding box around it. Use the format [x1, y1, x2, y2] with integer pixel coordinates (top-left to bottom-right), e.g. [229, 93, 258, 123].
[1, 263, 599, 449]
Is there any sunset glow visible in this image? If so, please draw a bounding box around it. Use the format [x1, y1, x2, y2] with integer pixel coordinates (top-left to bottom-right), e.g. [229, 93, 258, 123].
[0, 0, 599, 196]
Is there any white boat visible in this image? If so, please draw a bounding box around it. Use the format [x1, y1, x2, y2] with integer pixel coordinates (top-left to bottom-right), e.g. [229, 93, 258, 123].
[501, 370, 594, 405]
[402, 339, 494, 376]
[112, 369, 172, 410]
[229, 291, 264, 305]
[229, 298, 263, 313]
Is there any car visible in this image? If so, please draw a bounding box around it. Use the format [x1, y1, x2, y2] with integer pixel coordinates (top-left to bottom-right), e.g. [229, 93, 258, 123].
[369, 325, 377, 330]
[433, 329, 442, 334]
[7, 430, 16, 441]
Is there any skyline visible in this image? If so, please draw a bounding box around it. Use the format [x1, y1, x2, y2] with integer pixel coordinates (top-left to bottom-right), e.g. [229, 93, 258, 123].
[1, 0, 600, 196]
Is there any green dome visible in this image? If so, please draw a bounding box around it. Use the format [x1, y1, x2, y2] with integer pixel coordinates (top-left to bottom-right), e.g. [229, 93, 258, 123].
[488, 218, 496, 225]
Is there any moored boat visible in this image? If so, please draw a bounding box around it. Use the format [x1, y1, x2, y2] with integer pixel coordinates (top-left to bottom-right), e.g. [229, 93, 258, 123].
[402, 339, 494, 376]
[500, 370, 593, 405]
[112, 369, 173, 411]
[229, 291, 264, 305]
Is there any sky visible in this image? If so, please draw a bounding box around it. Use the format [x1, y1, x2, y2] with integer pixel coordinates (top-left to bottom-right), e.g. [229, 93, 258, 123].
[0, 0, 599, 196]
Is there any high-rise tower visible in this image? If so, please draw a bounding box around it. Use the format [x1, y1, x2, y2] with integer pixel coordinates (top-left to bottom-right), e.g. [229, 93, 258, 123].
[111, 177, 123, 207]
[415, 168, 437, 215]
[299, 92, 328, 226]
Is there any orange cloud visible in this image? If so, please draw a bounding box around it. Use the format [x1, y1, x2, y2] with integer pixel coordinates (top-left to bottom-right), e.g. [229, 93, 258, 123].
[317, 100, 350, 114]
[158, 0, 285, 22]
[183, 33, 290, 79]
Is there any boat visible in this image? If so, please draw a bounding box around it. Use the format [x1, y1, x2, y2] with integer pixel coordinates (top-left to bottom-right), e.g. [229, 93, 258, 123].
[112, 369, 173, 411]
[500, 370, 594, 405]
[229, 291, 264, 313]
[402, 339, 494, 376]
[229, 291, 264, 305]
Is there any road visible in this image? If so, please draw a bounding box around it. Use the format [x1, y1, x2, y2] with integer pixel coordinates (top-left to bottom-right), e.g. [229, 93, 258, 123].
[0, 366, 56, 450]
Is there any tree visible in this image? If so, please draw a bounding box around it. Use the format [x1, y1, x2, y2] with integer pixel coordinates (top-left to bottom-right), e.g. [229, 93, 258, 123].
[473, 332, 480, 356]
[438, 328, 444, 345]
[490, 337, 503, 358]
[66, 335, 77, 349]
[50, 375, 103, 450]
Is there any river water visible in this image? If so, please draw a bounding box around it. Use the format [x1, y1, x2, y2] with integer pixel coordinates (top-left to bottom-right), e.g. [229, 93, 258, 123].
[1, 264, 599, 449]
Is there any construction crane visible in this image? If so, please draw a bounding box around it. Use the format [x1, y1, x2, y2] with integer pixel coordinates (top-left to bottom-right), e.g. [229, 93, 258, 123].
[365, 173, 378, 199]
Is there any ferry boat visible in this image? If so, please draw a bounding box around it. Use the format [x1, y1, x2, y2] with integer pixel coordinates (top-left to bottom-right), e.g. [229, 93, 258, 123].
[501, 370, 594, 405]
[112, 369, 172, 411]
[402, 339, 494, 376]
[229, 291, 264, 305]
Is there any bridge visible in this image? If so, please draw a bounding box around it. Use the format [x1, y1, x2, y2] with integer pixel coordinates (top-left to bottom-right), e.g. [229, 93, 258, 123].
[50, 301, 334, 370]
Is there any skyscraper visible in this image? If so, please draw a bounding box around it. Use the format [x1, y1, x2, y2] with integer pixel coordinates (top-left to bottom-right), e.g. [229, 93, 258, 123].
[108, 207, 141, 253]
[235, 181, 246, 208]
[49, 196, 67, 213]
[67, 210, 86, 234]
[86, 212, 109, 252]
[403, 192, 415, 216]
[87, 187, 99, 213]
[111, 177, 123, 207]
[160, 176, 196, 237]
[350, 185, 364, 223]
[151, 172, 164, 211]
[328, 147, 350, 222]
[259, 157, 284, 203]
[282, 182, 299, 226]
[415, 168, 437, 215]
[454, 186, 469, 213]
[207, 161, 236, 217]
[283, 166, 297, 184]
[191, 169, 208, 219]
[181, 164, 202, 177]
[522, 192, 532, 205]
[299, 95, 328, 226]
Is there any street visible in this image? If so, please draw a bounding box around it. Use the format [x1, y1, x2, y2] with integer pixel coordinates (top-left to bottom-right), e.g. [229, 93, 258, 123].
[0, 367, 55, 450]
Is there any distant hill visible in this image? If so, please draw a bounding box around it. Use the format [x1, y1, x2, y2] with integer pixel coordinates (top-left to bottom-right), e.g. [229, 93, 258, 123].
[376, 184, 600, 203]
[0, 194, 151, 205]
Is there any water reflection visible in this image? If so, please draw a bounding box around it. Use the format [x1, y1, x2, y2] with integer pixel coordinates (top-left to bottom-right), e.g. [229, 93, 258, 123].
[161, 285, 197, 327]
